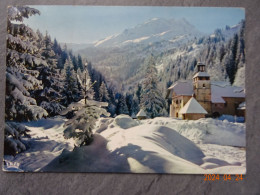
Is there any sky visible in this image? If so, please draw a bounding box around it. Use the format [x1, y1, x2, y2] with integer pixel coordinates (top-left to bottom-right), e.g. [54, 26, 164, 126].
[23, 6, 245, 44]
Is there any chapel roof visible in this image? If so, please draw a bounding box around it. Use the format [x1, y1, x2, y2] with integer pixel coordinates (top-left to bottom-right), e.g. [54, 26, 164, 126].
[137, 109, 147, 117]
[192, 72, 210, 79]
[167, 81, 245, 103]
[179, 97, 208, 114]
[166, 81, 193, 98]
[211, 81, 245, 103]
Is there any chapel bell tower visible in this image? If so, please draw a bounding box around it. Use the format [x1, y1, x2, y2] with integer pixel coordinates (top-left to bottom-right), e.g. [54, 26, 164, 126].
[193, 62, 211, 113]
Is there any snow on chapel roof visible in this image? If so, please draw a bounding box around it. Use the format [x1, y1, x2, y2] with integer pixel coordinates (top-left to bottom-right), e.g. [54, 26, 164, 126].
[137, 109, 147, 117]
[192, 72, 210, 79]
[211, 81, 245, 103]
[167, 80, 245, 103]
[179, 97, 208, 114]
[167, 81, 193, 97]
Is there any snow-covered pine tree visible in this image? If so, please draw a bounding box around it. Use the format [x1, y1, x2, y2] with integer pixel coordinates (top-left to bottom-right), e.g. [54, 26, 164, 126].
[5, 6, 48, 155]
[41, 31, 57, 66]
[131, 93, 140, 117]
[36, 29, 45, 51]
[125, 93, 133, 115]
[107, 88, 117, 116]
[4, 122, 30, 155]
[62, 99, 110, 146]
[54, 39, 64, 69]
[226, 34, 238, 84]
[62, 72, 110, 146]
[135, 83, 142, 102]
[37, 68, 66, 116]
[140, 55, 166, 118]
[77, 55, 84, 71]
[35, 32, 67, 116]
[233, 20, 245, 87]
[71, 55, 78, 71]
[6, 6, 48, 121]
[76, 65, 95, 101]
[116, 94, 129, 115]
[236, 20, 245, 68]
[58, 44, 68, 69]
[64, 57, 81, 104]
[86, 62, 104, 100]
[53, 38, 62, 57]
[99, 81, 110, 102]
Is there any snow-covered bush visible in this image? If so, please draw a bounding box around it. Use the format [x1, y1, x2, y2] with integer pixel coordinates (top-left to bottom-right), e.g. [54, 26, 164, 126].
[4, 122, 30, 156]
[61, 99, 110, 147]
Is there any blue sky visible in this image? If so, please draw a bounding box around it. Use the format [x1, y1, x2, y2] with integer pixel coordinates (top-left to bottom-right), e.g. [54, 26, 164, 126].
[24, 6, 245, 44]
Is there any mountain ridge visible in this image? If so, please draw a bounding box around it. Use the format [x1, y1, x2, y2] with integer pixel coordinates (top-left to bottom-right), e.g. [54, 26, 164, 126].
[92, 17, 204, 48]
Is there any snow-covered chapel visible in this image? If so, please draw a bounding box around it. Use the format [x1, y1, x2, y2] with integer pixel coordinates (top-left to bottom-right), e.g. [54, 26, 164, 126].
[166, 62, 245, 120]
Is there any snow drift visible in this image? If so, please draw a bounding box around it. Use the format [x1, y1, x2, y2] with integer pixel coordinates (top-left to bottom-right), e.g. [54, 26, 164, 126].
[143, 117, 245, 147]
[113, 114, 139, 129]
[42, 125, 205, 173]
[4, 115, 245, 174]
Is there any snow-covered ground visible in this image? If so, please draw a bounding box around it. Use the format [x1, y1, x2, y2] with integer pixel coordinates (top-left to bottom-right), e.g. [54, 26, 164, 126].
[3, 115, 246, 174]
[3, 117, 74, 172]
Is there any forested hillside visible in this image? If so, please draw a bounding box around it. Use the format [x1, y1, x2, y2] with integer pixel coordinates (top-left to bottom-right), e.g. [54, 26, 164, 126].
[74, 20, 245, 118]
[157, 21, 245, 94]
[77, 20, 245, 94]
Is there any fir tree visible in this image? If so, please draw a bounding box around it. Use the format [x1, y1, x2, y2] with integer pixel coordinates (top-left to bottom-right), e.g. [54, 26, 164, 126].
[64, 57, 81, 104]
[6, 6, 48, 121]
[60, 44, 68, 68]
[5, 6, 48, 155]
[99, 81, 110, 102]
[131, 93, 140, 117]
[78, 55, 84, 71]
[62, 79, 109, 146]
[62, 100, 110, 146]
[116, 94, 129, 115]
[71, 55, 78, 71]
[4, 122, 30, 155]
[41, 31, 56, 66]
[140, 55, 166, 118]
[53, 38, 62, 56]
[33, 31, 74, 116]
[77, 64, 95, 101]
[125, 93, 133, 116]
[107, 88, 117, 116]
[236, 20, 245, 68]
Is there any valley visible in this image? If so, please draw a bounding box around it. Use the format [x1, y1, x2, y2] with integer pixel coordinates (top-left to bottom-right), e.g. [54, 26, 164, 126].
[66, 18, 245, 96]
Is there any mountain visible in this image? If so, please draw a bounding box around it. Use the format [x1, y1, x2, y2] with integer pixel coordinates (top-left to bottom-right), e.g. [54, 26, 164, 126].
[209, 22, 243, 42]
[221, 23, 243, 40]
[93, 18, 203, 47]
[75, 19, 244, 94]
